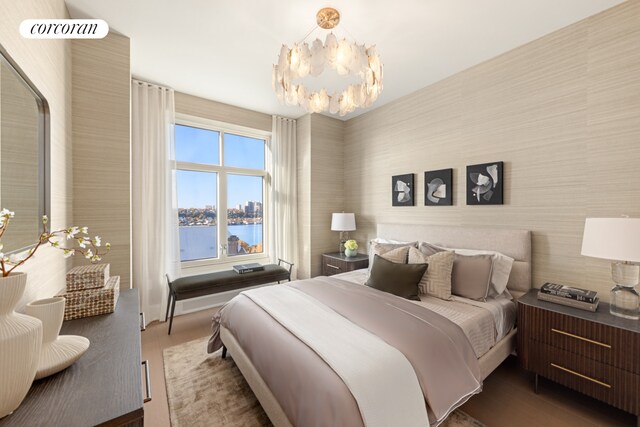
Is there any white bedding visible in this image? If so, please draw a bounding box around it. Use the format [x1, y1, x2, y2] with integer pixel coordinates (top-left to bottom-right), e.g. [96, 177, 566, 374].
[332, 269, 516, 358]
[242, 285, 429, 427]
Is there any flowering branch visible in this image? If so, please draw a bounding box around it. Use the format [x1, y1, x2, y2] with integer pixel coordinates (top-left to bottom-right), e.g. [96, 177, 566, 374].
[0, 209, 111, 277]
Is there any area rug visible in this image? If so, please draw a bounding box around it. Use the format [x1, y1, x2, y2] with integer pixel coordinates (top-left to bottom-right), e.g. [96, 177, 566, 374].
[163, 336, 486, 427]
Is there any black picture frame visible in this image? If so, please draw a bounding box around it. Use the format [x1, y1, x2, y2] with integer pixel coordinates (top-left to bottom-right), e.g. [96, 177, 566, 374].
[424, 169, 453, 206]
[466, 161, 503, 205]
[392, 174, 414, 206]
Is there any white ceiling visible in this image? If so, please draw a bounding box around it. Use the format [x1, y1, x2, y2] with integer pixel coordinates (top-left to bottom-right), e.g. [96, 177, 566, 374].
[65, 0, 624, 120]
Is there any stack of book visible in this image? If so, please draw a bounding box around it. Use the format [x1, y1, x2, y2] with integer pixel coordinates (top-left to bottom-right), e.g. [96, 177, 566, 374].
[538, 282, 599, 312]
[233, 263, 264, 274]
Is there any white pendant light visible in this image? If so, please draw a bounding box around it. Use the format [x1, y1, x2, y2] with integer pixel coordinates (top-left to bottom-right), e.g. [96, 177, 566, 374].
[272, 8, 384, 117]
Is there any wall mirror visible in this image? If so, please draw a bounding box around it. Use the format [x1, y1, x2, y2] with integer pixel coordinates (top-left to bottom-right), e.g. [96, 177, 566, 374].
[0, 45, 50, 254]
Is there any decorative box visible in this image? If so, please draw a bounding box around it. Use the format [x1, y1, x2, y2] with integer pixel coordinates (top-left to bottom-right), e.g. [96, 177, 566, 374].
[58, 276, 120, 320]
[65, 263, 110, 291]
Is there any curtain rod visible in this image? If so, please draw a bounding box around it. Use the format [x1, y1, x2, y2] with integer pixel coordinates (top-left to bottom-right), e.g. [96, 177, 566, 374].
[272, 115, 296, 122]
[132, 78, 173, 91]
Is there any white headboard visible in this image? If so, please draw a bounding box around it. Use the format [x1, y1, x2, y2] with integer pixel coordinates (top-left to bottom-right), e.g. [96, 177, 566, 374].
[377, 224, 532, 299]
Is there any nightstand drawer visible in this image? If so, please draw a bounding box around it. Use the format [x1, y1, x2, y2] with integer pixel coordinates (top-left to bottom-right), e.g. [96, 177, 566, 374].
[522, 304, 639, 374]
[530, 341, 640, 415]
[323, 259, 347, 276]
[321, 253, 369, 277]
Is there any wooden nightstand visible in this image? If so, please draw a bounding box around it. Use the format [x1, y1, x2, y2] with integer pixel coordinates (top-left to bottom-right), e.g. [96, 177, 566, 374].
[518, 289, 640, 425]
[322, 252, 369, 276]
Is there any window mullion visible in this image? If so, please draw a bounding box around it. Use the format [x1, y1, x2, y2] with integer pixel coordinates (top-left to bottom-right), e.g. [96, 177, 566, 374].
[176, 162, 221, 173]
[218, 131, 227, 262]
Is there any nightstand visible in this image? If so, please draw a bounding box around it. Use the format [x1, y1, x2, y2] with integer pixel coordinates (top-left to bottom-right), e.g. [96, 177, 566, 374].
[518, 289, 640, 425]
[322, 252, 369, 276]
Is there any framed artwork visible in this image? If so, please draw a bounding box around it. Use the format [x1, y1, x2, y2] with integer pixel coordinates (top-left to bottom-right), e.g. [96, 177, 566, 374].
[424, 169, 453, 206]
[392, 174, 414, 206]
[466, 161, 503, 205]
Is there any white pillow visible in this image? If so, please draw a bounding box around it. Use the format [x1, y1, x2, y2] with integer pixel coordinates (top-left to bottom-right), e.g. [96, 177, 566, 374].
[421, 242, 514, 297]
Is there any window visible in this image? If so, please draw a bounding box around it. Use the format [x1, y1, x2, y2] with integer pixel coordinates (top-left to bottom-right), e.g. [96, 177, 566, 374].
[175, 118, 269, 264]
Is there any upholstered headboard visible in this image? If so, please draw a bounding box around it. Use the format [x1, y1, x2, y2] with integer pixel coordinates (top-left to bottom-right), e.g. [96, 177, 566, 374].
[376, 224, 532, 299]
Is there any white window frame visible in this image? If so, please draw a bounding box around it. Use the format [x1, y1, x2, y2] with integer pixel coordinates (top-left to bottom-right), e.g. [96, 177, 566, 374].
[175, 113, 271, 269]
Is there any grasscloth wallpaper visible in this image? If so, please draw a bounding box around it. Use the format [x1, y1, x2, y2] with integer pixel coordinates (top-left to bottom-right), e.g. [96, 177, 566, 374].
[175, 92, 271, 132]
[297, 114, 344, 279]
[342, 1, 640, 300]
[72, 33, 131, 288]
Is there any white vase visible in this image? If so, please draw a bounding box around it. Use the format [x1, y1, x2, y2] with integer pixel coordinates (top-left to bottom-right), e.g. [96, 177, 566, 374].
[0, 272, 42, 418]
[25, 297, 90, 380]
[345, 248, 358, 257]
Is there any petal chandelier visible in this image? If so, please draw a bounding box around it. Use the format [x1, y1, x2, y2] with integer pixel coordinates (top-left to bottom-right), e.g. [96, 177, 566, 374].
[272, 7, 383, 116]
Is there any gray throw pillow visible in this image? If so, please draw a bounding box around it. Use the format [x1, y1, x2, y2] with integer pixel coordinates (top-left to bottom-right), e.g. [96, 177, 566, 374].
[365, 255, 427, 301]
[420, 242, 493, 301]
[450, 254, 493, 301]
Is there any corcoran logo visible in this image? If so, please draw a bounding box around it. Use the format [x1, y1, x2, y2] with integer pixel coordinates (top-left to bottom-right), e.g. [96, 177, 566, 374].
[20, 19, 109, 39]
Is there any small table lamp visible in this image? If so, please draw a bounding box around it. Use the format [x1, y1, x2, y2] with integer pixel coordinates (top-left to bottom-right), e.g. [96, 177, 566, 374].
[331, 213, 356, 255]
[581, 218, 640, 319]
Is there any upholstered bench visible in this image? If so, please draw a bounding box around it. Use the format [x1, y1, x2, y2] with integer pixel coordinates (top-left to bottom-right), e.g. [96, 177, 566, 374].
[165, 259, 293, 334]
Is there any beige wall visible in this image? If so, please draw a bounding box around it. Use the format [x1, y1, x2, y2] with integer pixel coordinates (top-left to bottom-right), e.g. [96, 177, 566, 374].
[297, 114, 344, 278]
[0, 0, 73, 307]
[175, 92, 271, 132]
[342, 1, 640, 300]
[72, 33, 131, 288]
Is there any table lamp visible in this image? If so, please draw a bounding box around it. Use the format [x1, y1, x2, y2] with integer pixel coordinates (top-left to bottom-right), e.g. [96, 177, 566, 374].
[331, 213, 356, 255]
[581, 217, 640, 319]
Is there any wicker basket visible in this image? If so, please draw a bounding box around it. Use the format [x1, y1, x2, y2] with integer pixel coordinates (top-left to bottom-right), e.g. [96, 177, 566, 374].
[66, 263, 110, 292]
[58, 276, 120, 320]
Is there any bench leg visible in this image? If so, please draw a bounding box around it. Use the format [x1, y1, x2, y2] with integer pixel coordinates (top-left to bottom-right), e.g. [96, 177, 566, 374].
[167, 296, 177, 335]
[165, 292, 172, 322]
[222, 345, 227, 359]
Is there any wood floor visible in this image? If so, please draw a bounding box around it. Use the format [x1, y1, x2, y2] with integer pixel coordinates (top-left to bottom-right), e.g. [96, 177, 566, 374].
[141, 309, 635, 427]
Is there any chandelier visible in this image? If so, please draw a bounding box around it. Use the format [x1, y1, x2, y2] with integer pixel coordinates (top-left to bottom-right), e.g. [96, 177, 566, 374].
[272, 7, 383, 116]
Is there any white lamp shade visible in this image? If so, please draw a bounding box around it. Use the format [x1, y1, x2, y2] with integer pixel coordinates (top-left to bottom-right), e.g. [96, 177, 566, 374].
[331, 213, 356, 231]
[581, 218, 640, 262]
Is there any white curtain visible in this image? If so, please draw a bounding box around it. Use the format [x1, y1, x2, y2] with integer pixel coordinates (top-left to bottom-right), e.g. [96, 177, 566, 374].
[131, 79, 179, 325]
[269, 116, 298, 278]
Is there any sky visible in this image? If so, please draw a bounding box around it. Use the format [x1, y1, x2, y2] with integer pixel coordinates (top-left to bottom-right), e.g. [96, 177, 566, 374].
[175, 125, 264, 209]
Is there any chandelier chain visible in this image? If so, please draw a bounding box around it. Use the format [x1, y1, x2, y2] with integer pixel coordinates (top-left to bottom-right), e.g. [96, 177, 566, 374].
[299, 24, 318, 44]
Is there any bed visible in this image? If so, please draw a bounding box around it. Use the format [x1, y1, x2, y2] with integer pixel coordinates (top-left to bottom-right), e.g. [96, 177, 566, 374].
[210, 224, 531, 427]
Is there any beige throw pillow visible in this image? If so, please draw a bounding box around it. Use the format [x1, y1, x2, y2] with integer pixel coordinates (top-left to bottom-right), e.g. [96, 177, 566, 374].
[419, 243, 493, 301]
[450, 254, 493, 301]
[369, 242, 414, 268]
[419, 242, 514, 297]
[378, 246, 411, 264]
[408, 247, 454, 300]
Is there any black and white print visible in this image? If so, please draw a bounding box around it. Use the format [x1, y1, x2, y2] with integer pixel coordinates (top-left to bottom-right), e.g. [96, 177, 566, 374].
[392, 174, 414, 206]
[424, 169, 453, 206]
[466, 161, 503, 205]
